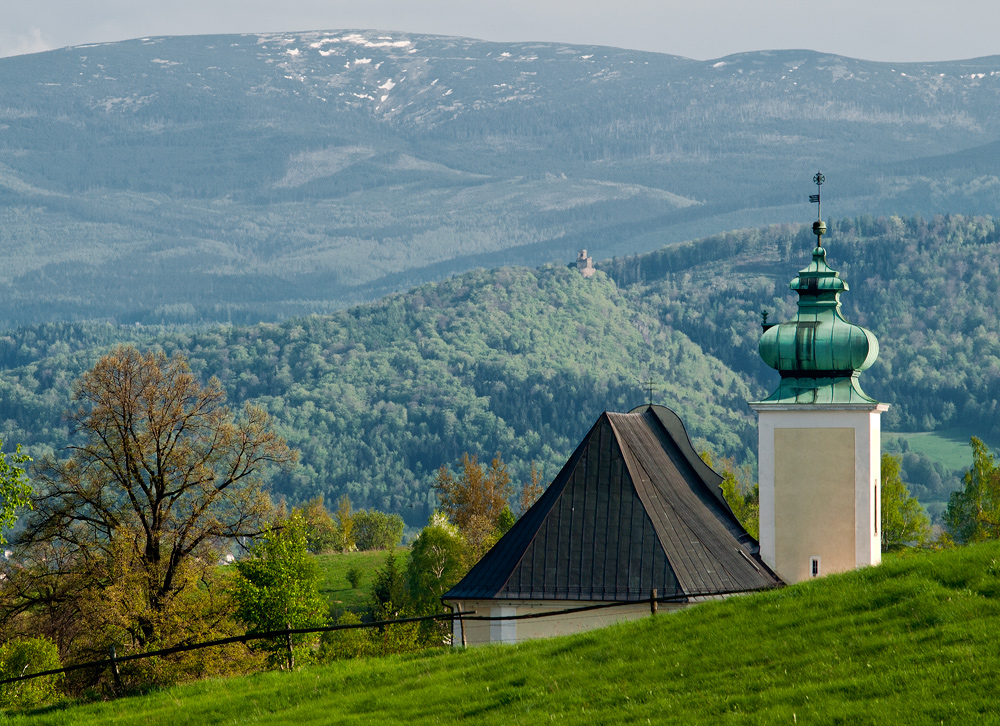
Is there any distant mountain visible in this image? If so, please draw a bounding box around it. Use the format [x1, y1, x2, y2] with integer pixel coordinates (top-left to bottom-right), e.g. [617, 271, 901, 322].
[1, 31, 999, 327]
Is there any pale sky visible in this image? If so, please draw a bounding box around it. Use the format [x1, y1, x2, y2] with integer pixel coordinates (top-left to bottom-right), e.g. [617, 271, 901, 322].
[2, 0, 998, 63]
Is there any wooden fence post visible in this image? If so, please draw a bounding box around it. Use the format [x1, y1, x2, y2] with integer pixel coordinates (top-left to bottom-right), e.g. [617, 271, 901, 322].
[108, 644, 123, 692]
[456, 603, 467, 648]
[285, 623, 294, 671]
[650, 588, 658, 616]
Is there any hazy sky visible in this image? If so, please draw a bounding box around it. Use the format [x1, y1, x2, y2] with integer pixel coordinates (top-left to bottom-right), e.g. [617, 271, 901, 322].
[3, 0, 998, 63]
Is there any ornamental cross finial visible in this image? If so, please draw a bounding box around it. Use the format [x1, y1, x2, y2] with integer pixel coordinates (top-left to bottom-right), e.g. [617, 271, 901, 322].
[642, 377, 658, 406]
[810, 171, 826, 246]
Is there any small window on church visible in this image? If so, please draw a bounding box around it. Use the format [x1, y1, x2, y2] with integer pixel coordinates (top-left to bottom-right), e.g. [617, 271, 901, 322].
[874, 481, 879, 535]
[810, 557, 821, 578]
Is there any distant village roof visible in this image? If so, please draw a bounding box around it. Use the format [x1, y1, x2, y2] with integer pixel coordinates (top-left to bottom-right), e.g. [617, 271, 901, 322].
[444, 405, 781, 603]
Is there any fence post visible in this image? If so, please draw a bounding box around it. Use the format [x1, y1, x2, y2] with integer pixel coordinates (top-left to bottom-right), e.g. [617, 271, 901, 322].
[285, 623, 294, 671]
[108, 644, 123, 692]
[456, 603, 467, 648]
[650, 588, 658, 616]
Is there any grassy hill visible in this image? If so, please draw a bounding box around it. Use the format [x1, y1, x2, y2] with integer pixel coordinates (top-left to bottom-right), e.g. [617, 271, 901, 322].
[10, 541, 1000, 724]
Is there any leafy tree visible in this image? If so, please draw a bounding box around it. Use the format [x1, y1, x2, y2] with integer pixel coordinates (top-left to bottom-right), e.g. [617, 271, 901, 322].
[353, 509, 404, 551]
[0, 636, 63, 710]
[231, 511, 327, 668]
[406, 514, 467, 614]
[370, 552, 407, 617]
[0, 440, 31, 545]
[702, 451, 759, 539]
[5, 346, 294, 652]
[517, 462, 545, 517]
[333, 494, 356, 552]
[298, 497, 339, 554]
[945, 437, 1000, 544]
[880, 453, 931, 550]
[435, 453, 513, 560]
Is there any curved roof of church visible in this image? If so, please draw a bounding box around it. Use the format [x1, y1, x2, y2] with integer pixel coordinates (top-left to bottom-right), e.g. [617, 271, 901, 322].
[443, 405, 782, 603]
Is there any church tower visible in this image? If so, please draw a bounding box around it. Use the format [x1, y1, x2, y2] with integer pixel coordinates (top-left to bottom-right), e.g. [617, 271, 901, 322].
[749, 173, 887, 584]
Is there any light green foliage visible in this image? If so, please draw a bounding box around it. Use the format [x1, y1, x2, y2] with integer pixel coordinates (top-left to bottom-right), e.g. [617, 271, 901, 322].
[318, 612, 370, 661]
[0, 636, 62, 711]
[702, 450, 759, 539]
[406, 516, 467, 614]
[0, 439, 31, 545]
[352, 510, 404, 552]
[16, 542, 1000, 725]
[945, 437, 1000, 544]
[881, 453, 932, 550]
[231, 512, 327, 667]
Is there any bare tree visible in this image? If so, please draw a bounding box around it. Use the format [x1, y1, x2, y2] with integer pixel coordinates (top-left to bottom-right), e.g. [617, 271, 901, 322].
[4, 346, 295, 652]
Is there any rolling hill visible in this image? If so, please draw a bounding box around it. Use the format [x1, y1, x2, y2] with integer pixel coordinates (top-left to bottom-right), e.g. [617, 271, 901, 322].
[2, 31, 1000, 327]
[7, 541, 1000, 724]
[1, 215, 997, 524]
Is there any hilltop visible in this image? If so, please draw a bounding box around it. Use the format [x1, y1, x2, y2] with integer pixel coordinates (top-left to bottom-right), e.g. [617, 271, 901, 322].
[8, 540, 1000, 724]
[1, 215, 998, 523]
[2, 31, 1000, 326]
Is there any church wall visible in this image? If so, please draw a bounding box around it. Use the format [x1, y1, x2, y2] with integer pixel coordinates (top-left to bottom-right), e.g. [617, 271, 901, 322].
[447, 599, 686, 646]
[755, 404, 887, 584]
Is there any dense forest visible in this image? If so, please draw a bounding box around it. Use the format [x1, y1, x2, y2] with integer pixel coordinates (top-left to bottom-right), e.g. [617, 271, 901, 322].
[0, 214, 997, 525]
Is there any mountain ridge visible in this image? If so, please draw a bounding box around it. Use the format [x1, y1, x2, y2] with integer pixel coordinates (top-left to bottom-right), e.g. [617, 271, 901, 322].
[2, 31, 999, 328]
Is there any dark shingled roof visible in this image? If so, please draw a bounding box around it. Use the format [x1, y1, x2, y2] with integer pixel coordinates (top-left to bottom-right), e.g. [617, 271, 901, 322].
[443, 405, 782, 602]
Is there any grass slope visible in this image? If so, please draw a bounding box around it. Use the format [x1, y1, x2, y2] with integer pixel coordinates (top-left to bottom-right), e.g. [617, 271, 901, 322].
[14, 543, 1000, 724]
[314, 549, 409, 614]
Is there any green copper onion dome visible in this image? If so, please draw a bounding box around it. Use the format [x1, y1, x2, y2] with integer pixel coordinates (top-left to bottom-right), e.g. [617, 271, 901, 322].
[755, 177, 880, 405]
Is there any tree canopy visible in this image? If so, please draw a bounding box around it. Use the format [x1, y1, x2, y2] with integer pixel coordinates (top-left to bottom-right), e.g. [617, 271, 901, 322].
[3, 346, 295, 657]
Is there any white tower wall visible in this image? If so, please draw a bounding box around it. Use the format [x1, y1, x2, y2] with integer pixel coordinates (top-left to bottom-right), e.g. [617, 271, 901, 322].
[750, 403, 888, 584]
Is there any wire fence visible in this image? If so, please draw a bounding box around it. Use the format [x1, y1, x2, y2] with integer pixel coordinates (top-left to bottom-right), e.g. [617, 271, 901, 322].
[0, 586, 768, 688]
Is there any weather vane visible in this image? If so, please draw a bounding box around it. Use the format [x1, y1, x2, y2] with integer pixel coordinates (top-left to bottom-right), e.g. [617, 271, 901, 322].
[809, 171, 826, 246]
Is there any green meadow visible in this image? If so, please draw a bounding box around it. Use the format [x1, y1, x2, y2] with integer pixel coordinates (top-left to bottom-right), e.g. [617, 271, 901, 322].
[314, 549, 410, 615]
[887, 430, 999, 475]
[10, 542, 1000, 724]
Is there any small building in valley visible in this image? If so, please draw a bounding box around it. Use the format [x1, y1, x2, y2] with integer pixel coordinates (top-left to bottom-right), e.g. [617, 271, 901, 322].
[443, 404, 781, 646]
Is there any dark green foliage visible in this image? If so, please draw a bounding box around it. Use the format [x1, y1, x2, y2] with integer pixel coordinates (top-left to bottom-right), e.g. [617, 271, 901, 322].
[370, 553, 407, 616]
[353, 510, 405, 551]
[345, 566, 363, 590]
[945, 437, 1000, 544]
[0, 215, 999, 518]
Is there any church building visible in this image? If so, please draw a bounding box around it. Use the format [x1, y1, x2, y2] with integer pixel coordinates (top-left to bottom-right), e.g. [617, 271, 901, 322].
[750, 174, 886, 583]
[443, 174, 885, 644]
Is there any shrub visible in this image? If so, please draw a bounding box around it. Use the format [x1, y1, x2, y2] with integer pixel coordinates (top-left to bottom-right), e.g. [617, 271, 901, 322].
[0, 636, 63, 710]
[353, 510, 405, 551]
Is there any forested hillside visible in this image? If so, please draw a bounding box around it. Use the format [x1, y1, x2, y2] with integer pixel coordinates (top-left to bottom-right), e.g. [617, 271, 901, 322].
[1, 215, 997, 523]
[2, 31, 1000, 326]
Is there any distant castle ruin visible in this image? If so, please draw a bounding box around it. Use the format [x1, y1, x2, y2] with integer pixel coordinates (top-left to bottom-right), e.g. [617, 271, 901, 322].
[576, 250, 595, 278]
